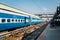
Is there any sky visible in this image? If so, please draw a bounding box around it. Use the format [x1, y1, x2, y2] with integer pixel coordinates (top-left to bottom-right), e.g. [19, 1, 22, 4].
[0, 0, 60, 14]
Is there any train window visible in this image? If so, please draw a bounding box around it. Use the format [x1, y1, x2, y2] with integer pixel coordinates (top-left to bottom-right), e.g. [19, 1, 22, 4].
[21, 20, 22, 22]
[12, 19, 14, 22]
[2, 19, 5, 22]
[15, 19, 17, 22]
[18, 19, 20, 22]
[23, 20, 25, 22]
[7, 19, 10, 22]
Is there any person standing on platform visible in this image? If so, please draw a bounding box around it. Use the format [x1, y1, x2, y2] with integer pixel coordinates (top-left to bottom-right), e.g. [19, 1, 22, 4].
[54, 20, 57, 28]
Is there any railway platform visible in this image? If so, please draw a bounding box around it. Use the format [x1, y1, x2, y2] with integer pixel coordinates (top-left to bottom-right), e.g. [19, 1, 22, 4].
[45, 26, 60, 40]
[37, 24, 60, 40]
[37, 23, 50, 40]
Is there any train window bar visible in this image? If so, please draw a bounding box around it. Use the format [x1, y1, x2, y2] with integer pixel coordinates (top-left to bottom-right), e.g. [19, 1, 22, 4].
[7, 19, 10, 22]
[2, 19, 5, 22]
[20, 19, 21, 22]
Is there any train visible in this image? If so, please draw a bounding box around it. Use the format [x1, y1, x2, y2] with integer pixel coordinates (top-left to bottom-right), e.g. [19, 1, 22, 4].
[0, 3, 46, 31]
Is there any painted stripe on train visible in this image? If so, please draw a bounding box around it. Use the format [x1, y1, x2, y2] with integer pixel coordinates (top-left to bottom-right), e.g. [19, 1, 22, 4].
[0, 18, 29, 23]
[0, 9, 40, 19]
[0, 9, 29, 17]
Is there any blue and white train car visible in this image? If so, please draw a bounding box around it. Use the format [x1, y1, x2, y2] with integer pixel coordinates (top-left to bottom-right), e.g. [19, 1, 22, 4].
[0, 3, 45, 31]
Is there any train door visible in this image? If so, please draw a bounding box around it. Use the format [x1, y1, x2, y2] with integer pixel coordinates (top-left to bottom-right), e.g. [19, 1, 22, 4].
[24, 16, 31, 26]
[24, 17, 26, 26]
[29, 16, 31, 25]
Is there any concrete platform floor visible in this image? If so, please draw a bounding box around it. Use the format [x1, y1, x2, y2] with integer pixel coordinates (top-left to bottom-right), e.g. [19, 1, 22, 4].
[37, 24, 50, 40]
[45, 27, 60, 40]
[37, 24, 60, 40]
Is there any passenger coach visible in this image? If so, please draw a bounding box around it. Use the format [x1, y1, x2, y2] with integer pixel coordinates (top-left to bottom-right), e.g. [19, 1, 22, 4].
[0, 3, 45, 31]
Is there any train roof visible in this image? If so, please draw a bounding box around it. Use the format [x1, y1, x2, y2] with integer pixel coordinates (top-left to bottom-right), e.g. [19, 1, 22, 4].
[0, 3, 40, 18]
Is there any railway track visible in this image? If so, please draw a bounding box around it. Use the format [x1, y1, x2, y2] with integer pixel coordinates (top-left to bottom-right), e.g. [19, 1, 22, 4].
[0, 22, 47, 40]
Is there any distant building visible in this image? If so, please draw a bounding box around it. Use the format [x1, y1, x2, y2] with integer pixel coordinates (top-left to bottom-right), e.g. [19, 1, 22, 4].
[35, 14, 54, 21]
